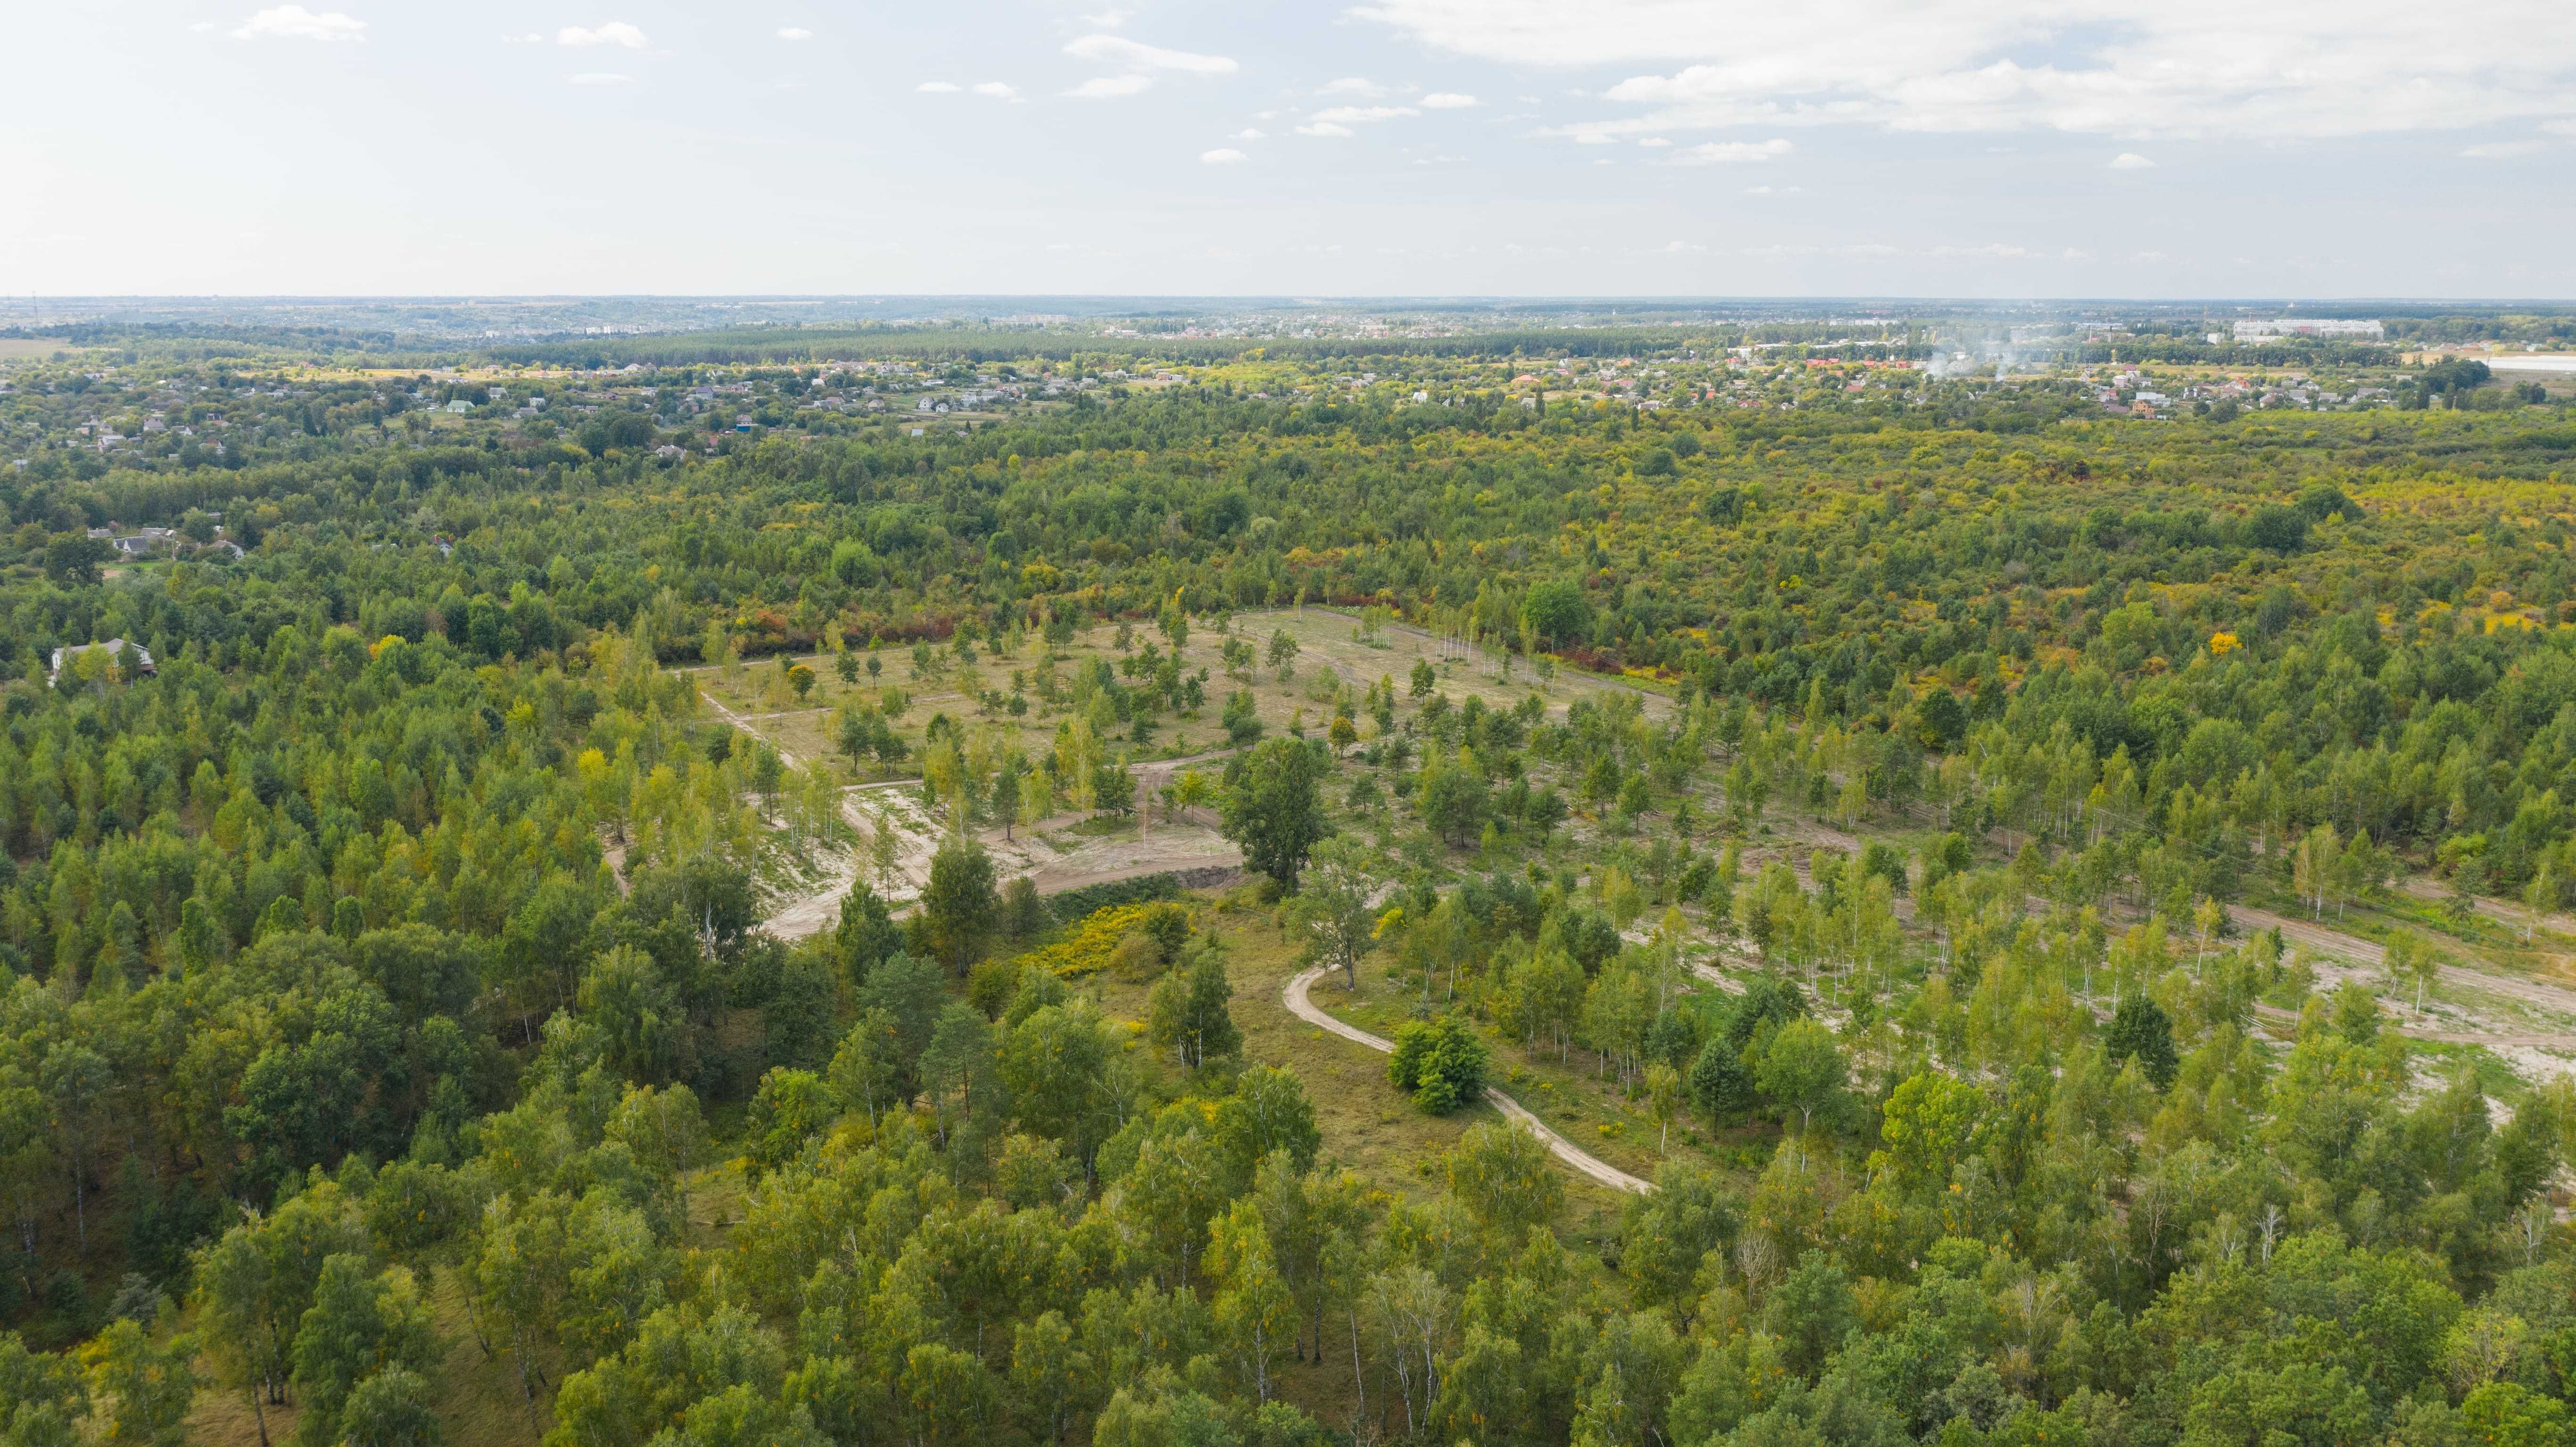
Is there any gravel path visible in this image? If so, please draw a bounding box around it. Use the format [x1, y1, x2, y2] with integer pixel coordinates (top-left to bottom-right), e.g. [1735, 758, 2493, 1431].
[1283, 965, 1651, 1195]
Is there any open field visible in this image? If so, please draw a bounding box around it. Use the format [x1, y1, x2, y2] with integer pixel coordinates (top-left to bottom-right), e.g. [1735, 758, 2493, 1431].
[695, 606, 1670, 943]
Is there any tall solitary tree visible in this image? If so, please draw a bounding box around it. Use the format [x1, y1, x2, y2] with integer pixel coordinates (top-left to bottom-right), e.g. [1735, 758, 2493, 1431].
[1221, 739, 1329, 892]
[919, 831, 1000, 974]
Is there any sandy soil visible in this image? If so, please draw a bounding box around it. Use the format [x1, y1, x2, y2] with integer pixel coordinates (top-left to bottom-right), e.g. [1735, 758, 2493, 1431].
[759, 785, 1244, 942]
[2229, 900, 2576, 1028]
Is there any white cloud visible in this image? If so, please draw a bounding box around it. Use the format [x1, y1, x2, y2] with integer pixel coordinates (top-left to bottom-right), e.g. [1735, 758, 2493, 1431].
[1201, 148, 1249, 164]
[1321, 77, 1385, 96]
[230, 6, 365, 41]
[2461, 139, 2545, 157]
[776, 27, 812, 41]
[1749, 239, 2048, 261]
[916, 80, 961, 92]
[1350, 0, 2576, 143]
[558, 21, 646, 48]
[1065, 75, 1152, 98]
[1082, 8, 1131, 25]
[2546, 119, 2576, 136]
[1232, 128, 1268, 139]
[1296, 121, 1356, 137]
[972, 81, 1018, 97]
[1744, 184, 1803, 194]
[1669, 138, 1792, 164]
[570, 72, 634, 84]
[1420, 91, 1478, 108]
[1313, 105, 1417, 123]
[1660, 239, 1706, 252]
[1636, 136, 1670, 147]
[1064, 34, 1237, 74]
[2110, 152, 2155, 168]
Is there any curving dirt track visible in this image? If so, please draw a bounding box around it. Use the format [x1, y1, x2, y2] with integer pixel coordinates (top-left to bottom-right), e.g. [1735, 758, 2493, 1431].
[1284, 965, 1651, 1194]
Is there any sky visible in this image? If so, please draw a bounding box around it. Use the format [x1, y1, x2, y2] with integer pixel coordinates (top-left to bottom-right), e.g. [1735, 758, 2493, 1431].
[3, 0, 2573, 299]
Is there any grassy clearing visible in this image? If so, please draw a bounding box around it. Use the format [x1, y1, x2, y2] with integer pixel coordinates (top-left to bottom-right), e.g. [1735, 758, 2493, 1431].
[1317, 961, 1778, 1189]
[1131, 904, 1487, 1200]
[1076, 893, 1636, 1231]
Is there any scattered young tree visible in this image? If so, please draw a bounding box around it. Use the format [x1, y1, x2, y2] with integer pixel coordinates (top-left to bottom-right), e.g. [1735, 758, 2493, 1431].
[1442, 1122, 1561, 1245]
[1754, 1017, 1844, 1133]
[1148, 942, 1241, 1070]
[83, 1318, 198, 1447]
[1295, 838, 1380, 991]
[1645, 1061, 1684, 1156]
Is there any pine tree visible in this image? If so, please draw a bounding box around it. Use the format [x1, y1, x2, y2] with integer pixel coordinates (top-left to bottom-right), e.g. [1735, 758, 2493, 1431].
[2104, 994, 2180, 1089]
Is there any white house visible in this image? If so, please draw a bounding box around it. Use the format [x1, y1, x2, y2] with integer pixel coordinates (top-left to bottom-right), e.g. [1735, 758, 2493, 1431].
[48, 640, 155, 686]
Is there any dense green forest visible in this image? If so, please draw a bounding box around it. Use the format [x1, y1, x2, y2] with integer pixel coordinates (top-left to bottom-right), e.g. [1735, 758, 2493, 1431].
[1, 332, 2575, 1447]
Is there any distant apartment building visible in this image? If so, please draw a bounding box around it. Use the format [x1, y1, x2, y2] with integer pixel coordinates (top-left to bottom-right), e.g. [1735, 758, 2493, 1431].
[2233, 319, 2386, 341]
